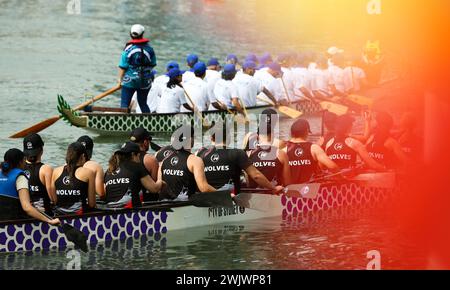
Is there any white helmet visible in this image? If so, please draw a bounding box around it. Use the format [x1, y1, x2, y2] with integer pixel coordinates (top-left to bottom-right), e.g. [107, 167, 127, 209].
[130, 24, 145, 37]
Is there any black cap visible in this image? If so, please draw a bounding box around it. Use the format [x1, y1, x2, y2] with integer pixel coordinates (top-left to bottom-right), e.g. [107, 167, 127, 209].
[291, 118, 312, 137]
[130, 127, 152, 143]
[23, 133, 44, 157]
[77, 136, 94, 158]
[116, 142, 141, 154]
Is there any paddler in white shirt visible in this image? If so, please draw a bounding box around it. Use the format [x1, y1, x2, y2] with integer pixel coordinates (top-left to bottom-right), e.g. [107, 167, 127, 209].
[233, 61, 277, 107]
[213, 64, 245, 114]
[182, 54, 199, 83]
[254, 62, 288, 106]
[182, 62, 210, 112]
[204, 58, 223, 110]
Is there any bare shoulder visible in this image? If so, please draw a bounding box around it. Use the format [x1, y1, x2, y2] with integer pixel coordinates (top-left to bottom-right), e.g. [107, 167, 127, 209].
[144, 153, 158, 164]
[52, 166, 64, 179]
[84, 160, 103, 173]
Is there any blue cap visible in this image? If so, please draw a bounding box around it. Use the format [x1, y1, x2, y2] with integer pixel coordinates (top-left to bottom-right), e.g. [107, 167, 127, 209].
[226, 54, 238, 63]
[207, 58, 220, 66]
[166, 61, 179, 71]
[245, 54, 258, 63]
[223, 63, 237, 74]
[259, 53, 273, 65]
[268, 62, 282, 73]
[243, 61, 257, 70]
[193, 61, 207, 75]
[167, 68, 182, 79]
[186, 54, 199, 66]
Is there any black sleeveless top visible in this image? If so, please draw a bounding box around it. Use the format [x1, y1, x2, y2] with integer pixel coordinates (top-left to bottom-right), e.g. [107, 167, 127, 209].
[160, 150, 197, 200]
[286, 141, 318, 183]
[366, 135, 393, 169]
[54, 166, 89, 214]
[24, 162, 52, 212]
[325, 136, 357, 169]
[156, 145, 175, 162]
[197, 146, 251, 191]
[321, 132, 335, 150]
[248, 145, 282, 187]
[104, 161, 148, 207]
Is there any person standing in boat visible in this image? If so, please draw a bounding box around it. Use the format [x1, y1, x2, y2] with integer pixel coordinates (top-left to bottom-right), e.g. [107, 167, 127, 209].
[50, 142, 96, 215]
[118, 24, 156, 113]
[233, 61, 277, 107]
[213, 64, 245, 113]
[77, 136, 105, 199]
[182, 62, 211, 112]
[285, 119, 339, 183]
[324, 115, 384, 171]
[104, 142, 164, 208]
[159, 125, 216, 201]
[0, 148, 60, 224]
[247, 110, 291, 187]
[197, 122, 284, 194]
[130, 127, 160, 201]
[22, 134, 54, 215]
[156, 68, 193, 114]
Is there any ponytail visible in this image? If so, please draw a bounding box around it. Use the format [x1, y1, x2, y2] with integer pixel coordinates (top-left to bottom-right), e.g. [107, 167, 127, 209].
[65, 142, 87, 182]
[108, 152, 133, 174]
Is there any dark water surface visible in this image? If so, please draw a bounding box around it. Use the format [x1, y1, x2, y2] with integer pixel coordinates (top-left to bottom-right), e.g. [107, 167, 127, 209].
[0, 0, 423, 270]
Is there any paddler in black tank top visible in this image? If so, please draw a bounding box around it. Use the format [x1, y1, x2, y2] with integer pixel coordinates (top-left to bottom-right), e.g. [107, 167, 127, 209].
[285, 118, 339, 183]
[363, 111, 410, 169]
[325, 115, 384, 170]
[22, 133, 54, 215]
[396, 112, 423, 161]
[104, 142, 164, 208]
[197, 121, 284, 194]
[317, 111, 337, 149]
[159, 125, 216, 201]
[247, 110, 291, 187]
[50, 142, 96, 215]
[77, 135, 105, 199]
[130, 127, 160, 201]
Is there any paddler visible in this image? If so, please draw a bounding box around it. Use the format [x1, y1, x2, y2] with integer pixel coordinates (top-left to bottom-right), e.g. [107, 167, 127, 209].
[213, 64, 245, 113]
[205, 58, 222, 110]
[396, 112, 423, 160]
[156, 68, 193, 114]
[50, 142, 96, 215]
[130, 127, 160, 201]
[159, 125, 216, 201]
[317, 111, 337, 149]
[284, 118, 339, 183]
[104, 142, 164, 208]
[196, 121, 285, 194]
[118, 24, 157, 113]
[247, 111, 291, 187]
[233, 60, 277, 107]
[182, 54, 199, 83]
[182, 62, 211, 112]
[23, 133, 54, 215]
[254, 62, 288, 106]
[0, 148, 60, 225]
[364, 111, 410, 169]
[324, 115, 384, 170]
[77, 135, 105, 198]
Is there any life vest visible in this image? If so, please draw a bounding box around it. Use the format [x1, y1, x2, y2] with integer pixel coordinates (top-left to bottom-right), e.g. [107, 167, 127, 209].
[0, 168, 26, 220]
[326, 136, 357, 169]
[0, 168, 24, 199]
[286, 141, 318, 183]
[248, 145, 282, 187]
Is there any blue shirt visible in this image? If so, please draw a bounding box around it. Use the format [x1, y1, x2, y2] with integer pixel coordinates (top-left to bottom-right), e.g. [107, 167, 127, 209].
[119, 43, 157, 89]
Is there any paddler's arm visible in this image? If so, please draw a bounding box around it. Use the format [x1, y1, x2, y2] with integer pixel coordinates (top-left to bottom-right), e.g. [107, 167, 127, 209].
[141, 175, 163, 193]
[83, 168, 96, 208]
[118, 68, 126, 86]
[311, 144, 340, 173]
[277, 149, 292, 186]
[183, 103, 194, 112]
[188, 155, 216, 193]
[118, 50, 128, 85]
[18, 188, 60, 225]
[40, 164, 55, 204]
[143, 154, 159, 181]
[245, 166, 284, 194]
[231, 98, 244, 115]
[262, 87, 278, 106]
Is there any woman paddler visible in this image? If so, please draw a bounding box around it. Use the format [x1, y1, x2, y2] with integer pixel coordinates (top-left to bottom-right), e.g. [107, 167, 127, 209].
[118, 24, 157, 113]
[0, 148, 60, 225]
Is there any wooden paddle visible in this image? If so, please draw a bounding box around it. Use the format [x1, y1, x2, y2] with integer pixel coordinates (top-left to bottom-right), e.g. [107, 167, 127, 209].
[256, 95, 303, 119]
[10, 85, 121, 138]
[40, 211, 88, 252]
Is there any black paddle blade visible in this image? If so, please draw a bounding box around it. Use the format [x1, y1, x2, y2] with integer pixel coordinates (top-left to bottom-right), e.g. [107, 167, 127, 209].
[189, 190, 234, 208]
[62, 224, 88, 253]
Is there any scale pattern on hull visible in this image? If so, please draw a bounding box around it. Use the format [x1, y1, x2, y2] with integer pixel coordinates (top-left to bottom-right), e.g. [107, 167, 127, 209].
[0, 211, 167, 253]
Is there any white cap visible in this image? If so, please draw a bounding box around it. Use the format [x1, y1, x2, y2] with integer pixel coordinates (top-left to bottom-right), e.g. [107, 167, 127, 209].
[327, 46, 344, 55]
[130, 24, 145, 37]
